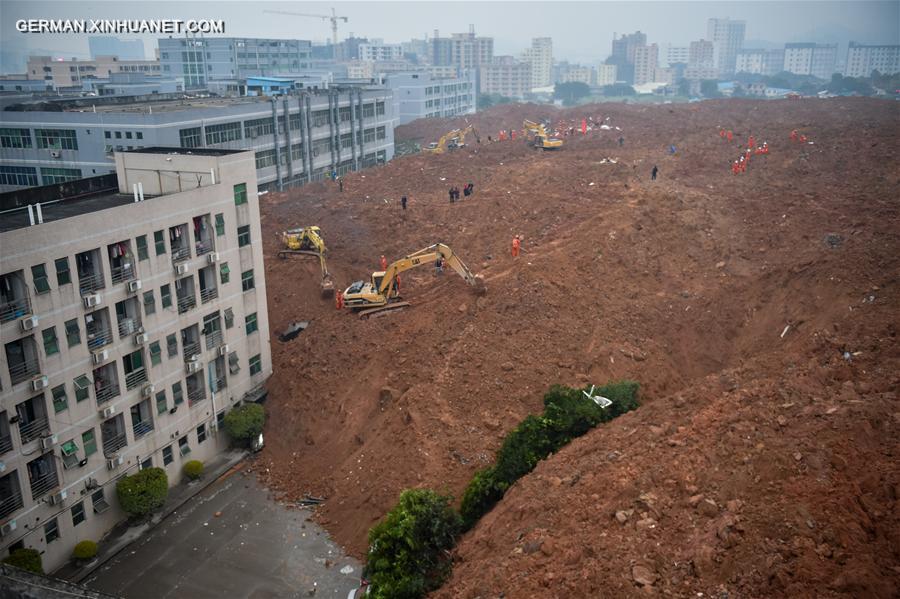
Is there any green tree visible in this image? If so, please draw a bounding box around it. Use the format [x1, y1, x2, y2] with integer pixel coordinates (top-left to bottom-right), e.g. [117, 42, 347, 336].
[602, 83, 637, 97]
[116, 467, 168, 519]
[2, 548, 43, 574]
[700, 80, 721, 98]
[224, 403, 265, 444]
[72, 540, 98, 560]
[554, 81, 591, 105]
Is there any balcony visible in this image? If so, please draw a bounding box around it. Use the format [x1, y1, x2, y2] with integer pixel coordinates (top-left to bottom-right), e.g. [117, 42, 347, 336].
[187, 385, 206, 406]
[195, 239, 214, 256]
[87, 324, 113, 350]
[205, 329, 223, 350]
[8, 357, 40, 386]
[132, 420, 154, 439]
[110, 263, 136, 285]
[182, 341, 200, 361]
[0, 432, 13, 454]
[0, 486, 23, 520]
[78, 271, 104, 294]
[172, 245, 191, 264]
[212, 376, 226, 392]
[117, 316, 142, 338]
[29, 467, 59, 500]
[18, 416, 49, 443]
[177, 294, 197, 314]
[124, 368, 148, 391]
[95, 382, 120, 405]
[102, 432, 128, 456]
[200, 286, 219, 304]
[0, 296, 31, 323]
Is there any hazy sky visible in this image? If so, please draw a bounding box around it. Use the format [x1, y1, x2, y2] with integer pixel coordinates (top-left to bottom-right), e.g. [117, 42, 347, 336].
[1, 1, 898, 68]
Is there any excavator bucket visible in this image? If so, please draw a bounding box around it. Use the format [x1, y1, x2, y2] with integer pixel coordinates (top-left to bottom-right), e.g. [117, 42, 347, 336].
[320, 275, 335, 298]
[472, 274, 487, 296]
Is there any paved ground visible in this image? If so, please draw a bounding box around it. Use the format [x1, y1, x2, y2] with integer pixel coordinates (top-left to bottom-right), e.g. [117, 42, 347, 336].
[84, 465, 361, 599]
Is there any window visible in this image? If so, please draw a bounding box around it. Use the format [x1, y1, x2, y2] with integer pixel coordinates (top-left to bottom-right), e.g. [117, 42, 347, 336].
[160, 284, 172, 309]
[363, 128, 375, 143]
[41, 167, 81, 184]
[0, 166, 38, 186]
[71, 501, 86, 526]
[179, 435, 191, 456]
[376, 126, 386, 140]
[156, 390, 167, 414]
[166, 333, 178, 358]
[215, 213, 225, 236]
[197, 423, 207, 444]
[376, 101, 385, 115]
[45, 518, 60, 543]
[115, 131, 122, 139]
[32, 263, 50, 293]
[237, 225, 251, 247]
[91, 488, 109, 513]
[245, 312, 258, 335]
[137, 132, 143, 140]
[43, 326, 59, 355]
[143, 290, 156, 316]
[179, 127, 202, 148]
[255, 149, 276, 169]
[173, 382, 184, 405]
[163, 445, 174, 466]
[244, 117, 274, 138]
[224, 307, 234, 329]
[65, 318, 81, 347]
[220, 263, 230, 285]
[125, 131, 133, 139]
[0, 128, 32, 148]
[74, 375, 91, 402]
[206, 121, 242, 144]
[136, 235, 149, 261]
[36, 128, 78, 150]
[82, 429, 97, 456]
[362, 103, 375, 118]
[228, 351, 240, 374]
[241, 270, 255, 292]
[217, 411, 226, 429]
[233, 183, 247, 205]
[52, 384, 68, 413]
[55, 257, 71, 285]
[104, 131, 111, 139]
[149, 341, 162, 366]
[154, 230, 166, 255]
[250, 354, 262, 376]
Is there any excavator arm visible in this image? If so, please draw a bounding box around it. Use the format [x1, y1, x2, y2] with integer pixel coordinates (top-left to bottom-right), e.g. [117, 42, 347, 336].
[376, 243, 482, 296]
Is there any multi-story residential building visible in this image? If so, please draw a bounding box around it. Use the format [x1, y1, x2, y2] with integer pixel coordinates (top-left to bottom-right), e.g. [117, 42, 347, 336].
[707, 18, 746, 74]
[522, 38, 553, 88]
[358, 43, 403, 62]
[633, 44, 659, 85]
[88, 37, 146, 61]
[595, 64, 618, 86]
[400, 38, 431, 63]
[0, 147, 271, 573]
[559, 66, 593, 86]
[158, 37, 313, 89]
[0, 88, 395, 193]
[783, 43, 838, 79]
[735, 49, 786, 75]
[684, 64, 720, 81]
[430, 27, 494, 77]
[689, 40, 716, 67]
[384, 71, 476, 124]
[607, 31, 647, 84]
[480, 56, 532, 98]
[844, 42, 900, 77]
[665, 46, 690, 66]
[25, 56, 161, 88]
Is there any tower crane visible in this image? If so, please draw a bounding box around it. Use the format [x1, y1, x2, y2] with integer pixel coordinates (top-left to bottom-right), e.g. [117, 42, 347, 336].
[263, 8, 349, 53]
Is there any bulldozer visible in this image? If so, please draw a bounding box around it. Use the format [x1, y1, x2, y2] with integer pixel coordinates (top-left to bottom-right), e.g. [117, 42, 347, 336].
[341, 243, 486, 318]
[278, 226, 334, 297]
[523, 119, 563, 150]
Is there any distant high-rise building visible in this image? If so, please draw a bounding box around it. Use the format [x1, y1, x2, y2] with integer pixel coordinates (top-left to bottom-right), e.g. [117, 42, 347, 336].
[735, 49, 785, 75]
[633, 44, 659, 85]
[522, 37, 553, 88]
[707, 18, 746, 74]
[607, 31, 646, 84]
[666, 46, 690, 66]
[430, 27, 493, 73]
[358, 43, 403, 62]
[480, 56, 531, 98]
[400, 38, 431, 63]
[689, 40, 715, 67]
[595, 64, 618, 86]
[844, 42, 900, 77]
[783, 43, 838, 79]
[88, 36, 146, 60]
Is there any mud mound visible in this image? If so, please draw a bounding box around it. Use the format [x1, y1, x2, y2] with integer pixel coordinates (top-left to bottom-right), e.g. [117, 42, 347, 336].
[255, 98, 900, 596]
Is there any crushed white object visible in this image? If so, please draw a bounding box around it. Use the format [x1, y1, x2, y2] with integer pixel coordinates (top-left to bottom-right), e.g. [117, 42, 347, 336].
[582, 385, 613, 408]
[780, 325, 791, 338]
[600, 124, 611, 130]
[340, 565, 355, 575]
[589, 182, 595, 186]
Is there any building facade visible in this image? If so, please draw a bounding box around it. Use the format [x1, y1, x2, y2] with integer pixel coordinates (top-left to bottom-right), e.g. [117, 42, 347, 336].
[384, 71, 476, 125]
[559, 66, 593, 86]
[595, 64, 618, 86]
[689, 40, 716, 67]
[26, 56, 161, 88]
[158, 37, 312, 89]
[707, 18, 746, 74]
[0, 147, 271, 573]
[735, 49, 785, 75]
[480, 57, 531, 98]
[844, 42, 900, 77]
[633, 44, 659, 85]
[522, 38, 553, 88]
[0, 88, 395, 193]
[665, 46, 690, 66]
[358, 43, 403, 62]
[783, 43, 838, 79]
[608, 31, 647, 84]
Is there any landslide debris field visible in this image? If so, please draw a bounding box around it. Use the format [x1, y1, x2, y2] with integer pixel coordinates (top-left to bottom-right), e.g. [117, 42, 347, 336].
[257, 99, 899, 598]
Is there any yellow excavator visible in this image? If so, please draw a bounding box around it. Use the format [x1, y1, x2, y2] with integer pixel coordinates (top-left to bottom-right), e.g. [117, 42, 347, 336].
[523, 119, 563, 150]
[424, 125, 479, 154]
[341, 243, 486, 317]
[278, 226, 334, 297]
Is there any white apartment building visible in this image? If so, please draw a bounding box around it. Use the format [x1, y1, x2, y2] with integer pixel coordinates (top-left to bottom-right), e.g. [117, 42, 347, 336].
[783, 43, 838, 79]
[707, 18, 746, 74]
[0, 147, 272, 573]
[595, 64, 618, 86]
[560, 66, 593, 86]
[383, 70, 476, 125]
[480, 57, 532, 98]
[735, 49, 785, 76]
[844, 42, 900, 78]
[358, 43, 403, 62]
[633, 44, 659, 85]
[666, 46, 690, 66]
[522, 38, 553, 89]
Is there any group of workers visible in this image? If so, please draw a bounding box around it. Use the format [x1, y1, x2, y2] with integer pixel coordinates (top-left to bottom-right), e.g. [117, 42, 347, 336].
[720, 129, 772, 175]
[448, 183, 475, 202]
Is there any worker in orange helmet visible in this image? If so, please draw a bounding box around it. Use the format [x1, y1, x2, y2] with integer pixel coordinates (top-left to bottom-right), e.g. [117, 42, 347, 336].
[380, 255, 387, 271]
[799, 134, 808, 143]
[790, 129, 798, 142]
[726, 130, 733, 142]
[511, 235, 521, 258]
[335, 290, 344, 310]
[762, 142, 769, 154]
[719, 128, 726, 139]
[748, 135, 755, 149]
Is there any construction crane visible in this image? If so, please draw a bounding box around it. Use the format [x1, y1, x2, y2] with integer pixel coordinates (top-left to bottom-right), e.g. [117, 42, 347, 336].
[263, 8, 349, 51]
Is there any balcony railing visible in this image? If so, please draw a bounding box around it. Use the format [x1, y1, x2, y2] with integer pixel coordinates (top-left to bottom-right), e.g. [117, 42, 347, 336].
[200, 286, 218, 304]
[102, 431, 128, 456]
[18, 417, 49, 443]
[124, 368, 147, 391]
[212, 377, 226, 392]
[95, 382, 120, 405]
[8, 357, 40, 385]
[172, 245, 191, 264]
[117, 317, 141, 338]
[205, 329, 223, 350]
[177, 294, 196, 315]
[195, 239, 213, 256]
[110, 263, 136, 285]
[132, 420, 154, 439]
[0, 296, 31, 323]
[0, 487, 24, 520]
[29, 468, 59, 500]
[182, 341, 200, 361]
[87, 325, 113, 349]
[187, 385, 206, 406]
[0, 434, 12, 454]
[78, 271, 104, 294]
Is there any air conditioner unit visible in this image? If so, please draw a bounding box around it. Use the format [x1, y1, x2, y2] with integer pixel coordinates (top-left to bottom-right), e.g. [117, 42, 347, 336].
[186, 361, 202, 374]
[218, 344, 229, 356]
[141, 383, 155, 398]
[92, 348, 109, 365]
[48, 489, 67, 505]
[31, 375, 49, 392]
[175, 263, 189, 275]
[0, 521, 16, 537]
[99, 405, 115, 418]
[208, 421, 218, 433]
[207, 252, 219, 264]
[134, 332, 148, 345]
[20, 315, 38, 331]
[127, 279, 142, 293]
[40, 433, 58, 450]
[50, 150, 61, 158]
[83, 294, 102, 308]
[106, 455, 123, 470]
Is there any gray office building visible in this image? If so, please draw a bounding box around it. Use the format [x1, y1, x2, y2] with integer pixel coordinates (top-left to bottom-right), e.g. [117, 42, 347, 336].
[0, 88, 396, 193]
[158, 37, 313, 89]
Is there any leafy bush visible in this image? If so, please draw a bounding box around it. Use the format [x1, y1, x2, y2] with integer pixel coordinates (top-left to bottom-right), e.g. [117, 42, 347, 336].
[459, 466, 506, 529]
[183, 460, 204, 481]
[224, 403, 265, 444]
[366, 489, 462, 599]
[116, 467, 168, 519]
[72, 540, 98, 560]
[2, 548, 43, 574]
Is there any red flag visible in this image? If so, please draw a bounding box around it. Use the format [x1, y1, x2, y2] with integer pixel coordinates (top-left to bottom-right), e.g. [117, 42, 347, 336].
[581, 119, 587, 135]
